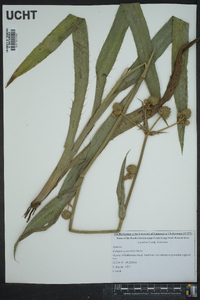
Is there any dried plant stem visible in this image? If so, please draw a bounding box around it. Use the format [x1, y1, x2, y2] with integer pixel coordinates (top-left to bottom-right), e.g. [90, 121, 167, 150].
[25, 36, 199, 217]
[68, 83, 143, 233]
[71, 62, 149, 160]
[69, 183, 119, 233]
[83, 85, 141, 177]
[149, 115, 162, 131]
[82, 50, 155, 178]
[23, 148, 85, 219]
[70, 128, 149, 234]
[118, 133, 148, 231]
[154, 121, 180, 133]
[68, 52, 155, 233]
[117, 111, 165, 231]
[26, 63, 148, 214]
[120, 112, 143, 130]
[118, 112, 179, 231]
[70, 65, 144, 158]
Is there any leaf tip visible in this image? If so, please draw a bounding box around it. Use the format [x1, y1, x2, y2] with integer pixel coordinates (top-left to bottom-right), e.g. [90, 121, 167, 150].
[14, 240, 20, 262]
[6, 75, 15, 88]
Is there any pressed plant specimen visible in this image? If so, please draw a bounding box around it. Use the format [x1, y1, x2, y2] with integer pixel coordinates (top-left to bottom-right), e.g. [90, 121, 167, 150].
[6, 3, 198, 258]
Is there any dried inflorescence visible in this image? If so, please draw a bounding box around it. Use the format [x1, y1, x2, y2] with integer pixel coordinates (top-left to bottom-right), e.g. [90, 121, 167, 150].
[112, 102, 123, 117]
[181, 108, 191, 119]
[177, 108, 191, 125]
[61, 210, 71, 220]
[158, 106, 171, 120]
[144, 95, 160, 107]
[124, 164, 137, 180]
[148, 95, 160, 106]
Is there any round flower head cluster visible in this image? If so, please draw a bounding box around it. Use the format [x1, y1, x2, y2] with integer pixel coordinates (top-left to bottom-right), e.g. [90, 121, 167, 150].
[127, 164, 137, 174]
[112, 102, 123, 117]
[158, 106, 171, 120]
[181, 108, 191, 119]
[177, 108, 191, 125]
[144, 95, 159, 107]
[148, 95, 160, 106]
[124, 164, 137, 180]
[61, 210, 71, 220]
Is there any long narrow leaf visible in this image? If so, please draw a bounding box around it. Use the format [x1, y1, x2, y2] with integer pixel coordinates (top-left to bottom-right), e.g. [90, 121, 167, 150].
[92, 5, 129, 114]
[6, 14, 84, 87]
[172, 17, 189, 152]
[121, 3, 161, 98]
[117, 152, 129, 219]
[64, 20, 89, 149]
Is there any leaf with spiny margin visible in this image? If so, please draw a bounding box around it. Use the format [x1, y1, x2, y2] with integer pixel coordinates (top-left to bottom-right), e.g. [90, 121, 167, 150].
[117, 152, 129, 219]
[172, 17, 189, 152]
[6, 14, 84, 87]
[92, 5, 129, 115]
[14, 77, 144, 256]
[64, 20, 89, 149]
[121, 3, 161, 98]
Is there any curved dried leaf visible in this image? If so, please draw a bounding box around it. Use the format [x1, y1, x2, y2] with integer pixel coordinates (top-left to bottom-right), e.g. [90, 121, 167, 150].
[14, 176, 84, 259]
[172, 17, 189, 152]
[7, 14, 84, 87]
[113, 38, 199, 139]
[92, 5, 129, 114]
[14, 193, 72, 259]
[121, 3, 160, 98]
[117, 152, 129, 219]
[64, 19, 89, 149]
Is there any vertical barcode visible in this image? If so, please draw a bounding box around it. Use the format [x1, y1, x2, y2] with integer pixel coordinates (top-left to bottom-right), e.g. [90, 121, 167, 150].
[5, 25, 18, 56]
[10, 29, 16, 51]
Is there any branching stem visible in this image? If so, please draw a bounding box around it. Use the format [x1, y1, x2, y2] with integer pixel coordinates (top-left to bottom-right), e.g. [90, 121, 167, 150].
[68, 51, 155, 233]
[118, 133, 148, 231]
[25, 62, 148, 218]
[154, 121, 180, 133]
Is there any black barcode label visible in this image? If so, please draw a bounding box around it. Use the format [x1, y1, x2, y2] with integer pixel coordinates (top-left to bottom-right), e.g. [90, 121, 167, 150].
[5, 24, 18, 56]
[10, 29, 16, 50]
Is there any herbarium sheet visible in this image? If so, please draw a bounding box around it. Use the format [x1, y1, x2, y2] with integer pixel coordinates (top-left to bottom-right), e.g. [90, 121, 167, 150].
[3, 3, 197, 283]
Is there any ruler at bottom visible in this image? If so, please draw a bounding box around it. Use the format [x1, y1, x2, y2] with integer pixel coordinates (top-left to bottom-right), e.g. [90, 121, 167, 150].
[103, 283, 194, 300]
[113, 283, 185, 295]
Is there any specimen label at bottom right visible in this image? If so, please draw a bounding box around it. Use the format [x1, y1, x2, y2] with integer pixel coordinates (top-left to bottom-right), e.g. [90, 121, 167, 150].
[112, 230, 196, 283]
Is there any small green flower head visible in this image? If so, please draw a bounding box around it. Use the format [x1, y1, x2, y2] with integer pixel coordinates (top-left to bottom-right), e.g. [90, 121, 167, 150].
[177, 108, 191, 124]
[158, 106, 171, 119]
[144, 99, 149, 104]
[148, 95, 159, 106]
[61, 210, 71, 220]
[184, 120, 190, 126]
[126, 164, 137, 175]
[124, 173, 133, 180]
[112, 102, 123, 117]
[180, 108, 191, 119]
